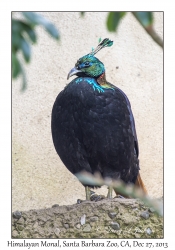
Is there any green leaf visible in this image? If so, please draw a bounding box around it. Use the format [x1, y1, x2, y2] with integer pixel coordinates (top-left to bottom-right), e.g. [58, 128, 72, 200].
[22, 12, 59, 40]
[12, 31, 21, 52]
[19, 21, 37, 43]
[133, 12, 153, 28]
[20, 36, 31, 63]
[20, 67, 27, 92]
[107, 12, 126, 32]
[12, 19, 23, 33]
[12, 33, 31, 63]
[12, 20, 22, 51]
[80, 12, 85, 17]
[12, 52, 27, 91]
[12, 52, 22, 78]
[25, 27, 37, 43]
[12, 19, 36, 40]
[12, 19, 33, 62]
[43, 21, 59, 40]
[22, 12, 43, 26]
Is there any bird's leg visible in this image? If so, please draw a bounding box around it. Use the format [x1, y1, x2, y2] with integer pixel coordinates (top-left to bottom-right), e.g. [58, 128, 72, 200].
[85, 186, 91, 201]
[107, 186, 113, 199]
[77, 188, 95, 204]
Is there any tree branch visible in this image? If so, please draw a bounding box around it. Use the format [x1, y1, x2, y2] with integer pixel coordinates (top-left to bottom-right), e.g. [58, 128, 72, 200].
[132, 12, 163, 49]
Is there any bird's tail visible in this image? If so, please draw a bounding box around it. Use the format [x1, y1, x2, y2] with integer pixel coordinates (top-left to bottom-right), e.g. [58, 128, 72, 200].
[135, 172, 148, 195]
[114, 173, 147, 198]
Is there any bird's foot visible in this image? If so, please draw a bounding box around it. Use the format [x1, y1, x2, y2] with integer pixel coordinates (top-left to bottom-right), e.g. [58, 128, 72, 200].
[114, 194, 125, 199]
[77, 190, 96, 204]
[76, 195, 105, 203]
[90, 194, 105, 202]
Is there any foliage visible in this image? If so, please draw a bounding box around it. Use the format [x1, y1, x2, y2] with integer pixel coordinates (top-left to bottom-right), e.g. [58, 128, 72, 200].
[106, 12, 163, 48]
[106, 12, 153, 32]
[76, 171, 163, 217]
[12, 12, 163, 91]
[80, 12, 163, 49]
[107, 12, 126, 31]
[12, 12, 59, 91]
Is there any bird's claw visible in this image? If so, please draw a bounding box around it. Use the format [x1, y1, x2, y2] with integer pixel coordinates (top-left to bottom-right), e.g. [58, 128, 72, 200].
[90, 194, 105, 202]
[114, 195, 125, 199]
[77, 199, 85, 204]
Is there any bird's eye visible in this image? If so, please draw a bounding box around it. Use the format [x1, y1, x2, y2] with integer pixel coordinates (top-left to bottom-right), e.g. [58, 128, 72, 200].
[84, 62, 90, 66]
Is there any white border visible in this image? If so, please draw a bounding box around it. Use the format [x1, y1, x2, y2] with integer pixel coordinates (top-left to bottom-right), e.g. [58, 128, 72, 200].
[1, 0, 174, 249]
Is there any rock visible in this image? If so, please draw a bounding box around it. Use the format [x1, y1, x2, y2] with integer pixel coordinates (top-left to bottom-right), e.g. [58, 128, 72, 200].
[90, 216, 99, 222]
[80, 214, 86, 225]
[16, 224, 24, 231]
[33, 221, 39, 229]
[11, 198, 163, 238]
[149, 207, 156, 213]
[13, 211, 22, 219]
[12, 230, 19, 238]
[110, 222, 120, 230]
[77, 199, 83, 204]
[146, 227, 152, 235]
[83, 224, 91, 232]
[16, 217, 24, 224]
[54, 228, 60, 237]
[64, 223, 69, 229]
[52, 204, 59, 208]
[108, 211, 117, 219]
[38, 229, 45, 237]
[140, 211, 150, 220]
[75, 223, 81, 229]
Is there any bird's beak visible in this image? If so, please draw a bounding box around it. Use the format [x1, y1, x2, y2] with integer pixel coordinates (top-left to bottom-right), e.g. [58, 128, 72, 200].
[67, 67, 81, 80]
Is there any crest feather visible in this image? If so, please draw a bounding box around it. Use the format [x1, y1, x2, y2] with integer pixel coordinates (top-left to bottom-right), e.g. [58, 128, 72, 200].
[89, 38, 113, 56]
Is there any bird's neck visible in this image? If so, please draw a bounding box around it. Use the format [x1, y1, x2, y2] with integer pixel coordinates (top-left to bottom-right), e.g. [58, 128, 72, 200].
[97, 72, 114, 90]
[97, 72, 106, 85]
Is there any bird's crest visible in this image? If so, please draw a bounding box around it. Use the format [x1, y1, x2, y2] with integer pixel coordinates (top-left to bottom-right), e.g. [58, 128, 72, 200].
[89, 38, 113, 56]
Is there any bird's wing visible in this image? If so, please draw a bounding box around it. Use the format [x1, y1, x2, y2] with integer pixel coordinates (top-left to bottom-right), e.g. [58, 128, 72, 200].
[114, 86, 139, 157]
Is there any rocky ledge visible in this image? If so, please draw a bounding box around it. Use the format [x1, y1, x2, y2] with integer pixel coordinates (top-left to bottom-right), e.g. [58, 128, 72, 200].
[12, 198, 163, 238]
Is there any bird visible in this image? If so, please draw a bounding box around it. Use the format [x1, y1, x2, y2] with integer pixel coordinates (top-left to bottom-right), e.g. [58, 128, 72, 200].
[51, 38, 147, 201]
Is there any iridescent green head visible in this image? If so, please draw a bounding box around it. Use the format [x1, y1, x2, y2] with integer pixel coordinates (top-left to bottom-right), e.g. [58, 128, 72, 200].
[67, 38, 113, 80]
